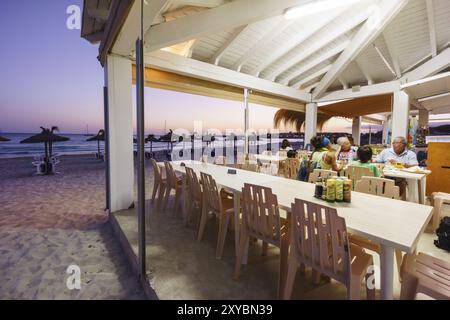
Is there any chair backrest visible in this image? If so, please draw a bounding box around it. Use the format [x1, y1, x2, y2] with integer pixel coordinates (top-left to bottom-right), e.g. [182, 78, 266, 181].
[343, 165, 374, 189]
[262, 150, 272, 156]
[355, 176, 400, 199]
[201, 155, 208, 163]
[241, 183, 281, 246]
[200, 172, 221, 213]
[236, 153, 245, 165]
[185, 167, 202, 202]
[290, 199, 351, 285]
[214, 155, 226, 165]
[151, 159, 163, 181]
[284, 158, 300, 179]
[241, 161, 259, 172]
[307, 169, 337, 183]
[164, 161, 178, 188]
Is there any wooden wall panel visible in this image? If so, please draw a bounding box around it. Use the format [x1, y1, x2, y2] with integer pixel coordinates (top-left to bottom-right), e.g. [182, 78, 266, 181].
[426, 142, 450, 195]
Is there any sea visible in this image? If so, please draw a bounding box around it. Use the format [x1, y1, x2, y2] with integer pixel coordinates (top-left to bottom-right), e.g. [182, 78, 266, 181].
[0, 133, 303, 159]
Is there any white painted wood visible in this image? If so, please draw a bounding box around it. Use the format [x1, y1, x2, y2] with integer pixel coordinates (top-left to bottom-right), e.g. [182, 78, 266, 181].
[315, 80, 400, 102]
[144, 0, 311, 52]
[355, 58, 374, 85]
[352, 116, 362, 146]
[380, 245, 395, 300]
[312, 0, 410, 99]
[244, 88, 249, 155]
[144, 50, 311, 103]
[254, 154, 287, 163]
[304, 103, 317, 148]
[425, 0, 437, 57]
[293, 65, 331, 89]
[382, 33, 402, 78]
[372, 43, 398, 78]
[175, 0, 225, 8]
[400, 48, 450, 84]
[258, 6, 367, 81]
[419, 107, 430, 128]
[302, 82, 320, 94]
[209, 25, 247, 65]
[339, 77, 349, 89]
[391, 90, 410, 140]
[105, 55, 134, 212]
[382, 117, 389, 144]
[286, 41, 350, 87]
[112, 0, 169, 57]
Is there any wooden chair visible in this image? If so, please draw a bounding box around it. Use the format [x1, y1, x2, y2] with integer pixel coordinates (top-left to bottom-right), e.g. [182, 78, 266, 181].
[431, 192, 450, 231]
[307, 169, 337, 183]
[350, 176, 403, 277]
[214, 155, 226, 165]
[241, 160, 259, 172]
[283, 199, 375, 300]
[355, 177, 400, 199]
[283, 158, 300, 179]
[150, 159, 167, 206]
[343, 165, 373, 189]
[400, 252, 450, 300]
[185, 167, 202, 226]
[162, 161, 183, 214]
[198, 172, 235, 259]
[234, 184, 289, 299]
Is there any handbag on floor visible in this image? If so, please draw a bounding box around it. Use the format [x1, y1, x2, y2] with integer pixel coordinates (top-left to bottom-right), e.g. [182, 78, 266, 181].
[434, 216, 450, 252]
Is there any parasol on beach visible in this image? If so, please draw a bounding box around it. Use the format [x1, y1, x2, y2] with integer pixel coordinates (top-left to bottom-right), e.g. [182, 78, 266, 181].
[145, 134, 159, 154]
[87, 129, 105, 156]
[20, 127, 69, 160]
[0, 135, 10, 142]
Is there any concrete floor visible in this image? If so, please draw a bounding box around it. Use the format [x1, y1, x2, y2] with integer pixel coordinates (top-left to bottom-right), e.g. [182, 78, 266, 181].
[113, 196, 449, 300]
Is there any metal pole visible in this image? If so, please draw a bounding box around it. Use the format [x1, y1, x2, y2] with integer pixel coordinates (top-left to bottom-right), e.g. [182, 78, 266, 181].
[136, 0, 146, 280]
[244, 88, 249, 156]
[103, 87, 110, 211]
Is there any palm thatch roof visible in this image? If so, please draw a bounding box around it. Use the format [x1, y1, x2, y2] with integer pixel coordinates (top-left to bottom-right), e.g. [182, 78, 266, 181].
[273, 110, 332, 132]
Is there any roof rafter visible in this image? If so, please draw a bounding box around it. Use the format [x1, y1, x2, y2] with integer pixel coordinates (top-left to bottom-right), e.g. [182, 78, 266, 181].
[312, 0, 409, 99]
[400, 47, 450, 83]
[382, 33, 402, 78]
[355, 58, 374, 85]
[144, 0, 312, 52]
[293, 65, 332, 89]
[209, 25, 248, 65]
[425, 0, 437, 57]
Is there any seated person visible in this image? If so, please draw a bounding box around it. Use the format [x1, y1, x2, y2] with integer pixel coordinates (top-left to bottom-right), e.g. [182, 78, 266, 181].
[351, 146, 381, 177]
[336, 137, 357, 162]
[375, 136, 418, 168]
[310, 135, 343, 172]
[281, 139, 293, 151]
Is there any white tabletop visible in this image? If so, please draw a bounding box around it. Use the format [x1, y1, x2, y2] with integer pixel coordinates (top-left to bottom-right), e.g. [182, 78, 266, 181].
[382, 167, 430, 181]
[254, 154, 287, 162]
[161, 161, 433, 253]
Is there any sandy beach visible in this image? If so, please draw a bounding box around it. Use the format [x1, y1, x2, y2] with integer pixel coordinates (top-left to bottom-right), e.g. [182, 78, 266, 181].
[0, 154, 145, 299]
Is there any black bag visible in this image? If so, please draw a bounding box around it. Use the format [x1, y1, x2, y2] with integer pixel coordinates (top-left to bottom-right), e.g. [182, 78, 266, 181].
[434, 216, 450, 252]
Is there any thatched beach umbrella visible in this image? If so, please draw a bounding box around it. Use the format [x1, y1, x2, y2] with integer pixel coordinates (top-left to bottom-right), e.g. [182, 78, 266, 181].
[145, 134, 159, 155]
[273, 109, 332, 133]
[0, 135, 10, 142]
[20, 127, 69, 161]
[87, 129, 105, 156]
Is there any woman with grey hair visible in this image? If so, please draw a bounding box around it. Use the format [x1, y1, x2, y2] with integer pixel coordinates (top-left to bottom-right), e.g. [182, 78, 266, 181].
[336, 136, 357, 162]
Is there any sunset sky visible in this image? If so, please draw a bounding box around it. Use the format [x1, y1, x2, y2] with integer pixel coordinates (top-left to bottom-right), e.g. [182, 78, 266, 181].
[2, 1, 442, 136]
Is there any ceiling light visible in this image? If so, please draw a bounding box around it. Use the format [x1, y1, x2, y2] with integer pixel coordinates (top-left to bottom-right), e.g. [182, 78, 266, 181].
[284, 0, 363, 20]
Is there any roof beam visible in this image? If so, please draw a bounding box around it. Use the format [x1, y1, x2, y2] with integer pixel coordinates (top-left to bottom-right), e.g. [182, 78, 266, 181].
[112, 0, 169, 56]
[312, 0, 409, 99]
[372, 42, 398, 78]
[144, 0, 311, 52]
[145, 50, 311, 102]
[339, 77, 349, 89]
[382, 33, 402, 78]
[261, 5, 373, 82]
[284, 40, 350, 86]
[425, 0, 437, 57]
[315, 80, 401, 102]
[209, 25, 248, 65]
[253, 7, 351, 80]
[302, 82, 320, 94]
[355, 58, 374, 85]
[292, 65, 332, 89]
[174, 0, 226, 8]
[400, 47, 450, 83]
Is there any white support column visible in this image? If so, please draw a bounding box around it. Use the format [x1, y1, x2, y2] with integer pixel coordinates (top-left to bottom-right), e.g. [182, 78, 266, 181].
[304, 102, 317, 147]
[382, 116, 390, 145]
[419, 109, 430, 128]
[352, 116, 362, 146]
[244, 88, 250, 155]
[391, 90, 410, 141]
[105, 55, 134, 212]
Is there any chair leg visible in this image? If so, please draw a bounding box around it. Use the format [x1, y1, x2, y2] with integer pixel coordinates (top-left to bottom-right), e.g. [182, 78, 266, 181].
[216, 211, 230, 259]
[433, 197, 443, 231]
[174, 187, 181, 217]
[395, 250, 404, 281]
[312, 270, 321, 285]
[197, 202, 208, 241]
[348, 274, 362, 300]
[234, 229, 249, 280]
[262, 241, 268, 256]
[278, 236, 290, 299]
[282, 255, 298, 300]
[163, 186, 171, 212]
[399, 272, 419, 300]
[151, 179, 159, 203]
[157, 184, 166, 210]
[365, 261, 376, 300]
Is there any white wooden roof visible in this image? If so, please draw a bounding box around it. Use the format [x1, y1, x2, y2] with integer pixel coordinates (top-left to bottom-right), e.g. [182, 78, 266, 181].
[107, 0, 450, 108]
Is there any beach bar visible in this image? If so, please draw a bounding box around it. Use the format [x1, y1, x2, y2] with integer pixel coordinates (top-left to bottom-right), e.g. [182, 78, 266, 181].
[81, 0, 450, 300]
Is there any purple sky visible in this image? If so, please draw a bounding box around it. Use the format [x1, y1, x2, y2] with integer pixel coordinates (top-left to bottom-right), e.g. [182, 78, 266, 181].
[0, 0, 357, 135]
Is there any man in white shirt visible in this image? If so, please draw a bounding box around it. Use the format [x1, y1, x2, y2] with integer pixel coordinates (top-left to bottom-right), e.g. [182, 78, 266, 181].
[375, 136, 418, 168]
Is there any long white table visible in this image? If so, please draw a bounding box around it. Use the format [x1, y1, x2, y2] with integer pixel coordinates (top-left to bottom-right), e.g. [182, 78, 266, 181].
[159, 160, 433, 300]
[254, 154, 287, 163]
[382, 167, 430, 204]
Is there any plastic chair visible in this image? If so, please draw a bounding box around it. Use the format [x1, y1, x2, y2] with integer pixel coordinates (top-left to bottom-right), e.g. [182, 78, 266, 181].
[185, 167, 203, 226]
[150, 159, 167, 206]
[162, 161, 183, 214]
